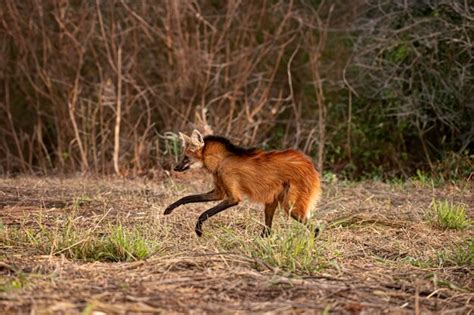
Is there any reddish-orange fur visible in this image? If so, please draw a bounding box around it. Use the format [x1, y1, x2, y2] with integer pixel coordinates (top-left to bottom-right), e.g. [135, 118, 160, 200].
[202, 141, 321, 220]
[165, 132, 321, 236]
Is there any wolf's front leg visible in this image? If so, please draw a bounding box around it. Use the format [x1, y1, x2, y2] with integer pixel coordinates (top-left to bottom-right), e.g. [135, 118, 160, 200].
[163, 189, 223, 215]
[195, 198, 239, 236]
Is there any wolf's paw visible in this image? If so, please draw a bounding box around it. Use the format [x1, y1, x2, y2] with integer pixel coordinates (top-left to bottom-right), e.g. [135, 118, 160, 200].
[163, 205, 174, 215]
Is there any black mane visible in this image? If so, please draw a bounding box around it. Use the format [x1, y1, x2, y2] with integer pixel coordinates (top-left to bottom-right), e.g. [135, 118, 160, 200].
[204, 135, 258, 156]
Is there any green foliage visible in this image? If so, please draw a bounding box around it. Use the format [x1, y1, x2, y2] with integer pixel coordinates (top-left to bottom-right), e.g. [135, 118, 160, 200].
[216, 221, 326, 274]
[432, 151, 474, 181]
[399, 256, 433, 269]
[340, 1, 473, 179]
[436, 239, 474, 268]
[324, 96, 418, 179]
[412, 169, 435, 187]
[158, 132, 185, 169]
[251, 226, 323, 273]
[101, 224, 153, 262]
[4, 216, 158, 262]
[0, 271, 28, 293]
[375, 240, 473, 269]
[428, 200, 470, 230]
[388, 43, 411, 63]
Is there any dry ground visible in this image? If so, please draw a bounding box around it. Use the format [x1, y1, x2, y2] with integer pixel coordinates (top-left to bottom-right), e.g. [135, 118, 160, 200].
[0, 173, 472, 314]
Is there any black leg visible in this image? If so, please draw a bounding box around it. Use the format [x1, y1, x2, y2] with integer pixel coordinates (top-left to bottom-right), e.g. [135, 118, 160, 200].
[195, 199, 238, 237]
[261, 182, 289, 237]
[314, 226, 321, 238]
[261, 201, 278, 237]
[164, 190, 222, 215]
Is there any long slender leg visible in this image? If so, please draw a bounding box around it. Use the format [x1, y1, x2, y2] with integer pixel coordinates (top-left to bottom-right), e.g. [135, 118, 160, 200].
[164, 189, 223, 215]
[261, 181, 290, 237]
[195, 199, 239, 237]
[261, 200, 278, 237]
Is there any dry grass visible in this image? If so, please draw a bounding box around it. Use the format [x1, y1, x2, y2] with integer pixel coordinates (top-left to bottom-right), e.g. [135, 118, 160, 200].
[0, 173, 472, 314]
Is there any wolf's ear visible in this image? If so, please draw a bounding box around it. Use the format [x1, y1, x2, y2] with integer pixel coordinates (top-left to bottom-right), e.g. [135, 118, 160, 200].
[191, 129, 204, 148]
[179, 132, 192, 147]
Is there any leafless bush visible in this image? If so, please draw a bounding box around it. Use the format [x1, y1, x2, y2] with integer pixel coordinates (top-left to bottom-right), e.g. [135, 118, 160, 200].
[0, 0, 342, 175]
[0, 1, 470, 178]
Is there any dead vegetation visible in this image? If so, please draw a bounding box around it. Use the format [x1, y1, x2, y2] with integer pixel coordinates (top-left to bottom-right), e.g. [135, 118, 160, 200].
[0, 175, 472, 314]
[1, 1, 472, 179]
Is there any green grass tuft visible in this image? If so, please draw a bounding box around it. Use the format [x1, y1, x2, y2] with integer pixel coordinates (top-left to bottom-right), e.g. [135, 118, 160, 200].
[215, 221, 326, 274]
[428, 200, 470, 230]
[54, 222, 158, 262]
[100, 224, 155, 262]
[3, 215, 158, 262]
[436, 238, 474, 268]
[0, 269, 28, 293]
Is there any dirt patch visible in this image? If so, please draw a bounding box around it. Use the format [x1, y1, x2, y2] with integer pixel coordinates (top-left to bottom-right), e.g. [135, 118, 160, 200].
[0, 175, 472, 314]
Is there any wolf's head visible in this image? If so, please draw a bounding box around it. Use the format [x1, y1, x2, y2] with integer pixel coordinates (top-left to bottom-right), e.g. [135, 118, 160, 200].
[174, 129, 205, 172]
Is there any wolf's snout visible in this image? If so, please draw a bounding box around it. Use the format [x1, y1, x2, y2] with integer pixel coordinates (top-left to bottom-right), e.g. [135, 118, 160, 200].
[174, 156, 190, 172]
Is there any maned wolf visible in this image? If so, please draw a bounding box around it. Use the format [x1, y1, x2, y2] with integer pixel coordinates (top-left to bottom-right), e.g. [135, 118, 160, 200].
[164, 130, 321, 237]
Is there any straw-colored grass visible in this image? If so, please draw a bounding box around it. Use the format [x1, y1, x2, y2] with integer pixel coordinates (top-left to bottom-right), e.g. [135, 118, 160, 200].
[0, 175, 472, 314]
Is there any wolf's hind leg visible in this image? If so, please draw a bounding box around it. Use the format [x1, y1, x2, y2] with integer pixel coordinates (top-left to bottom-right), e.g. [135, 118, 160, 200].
[261, 182, 290, 237]
[261, 201, 278, 237]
